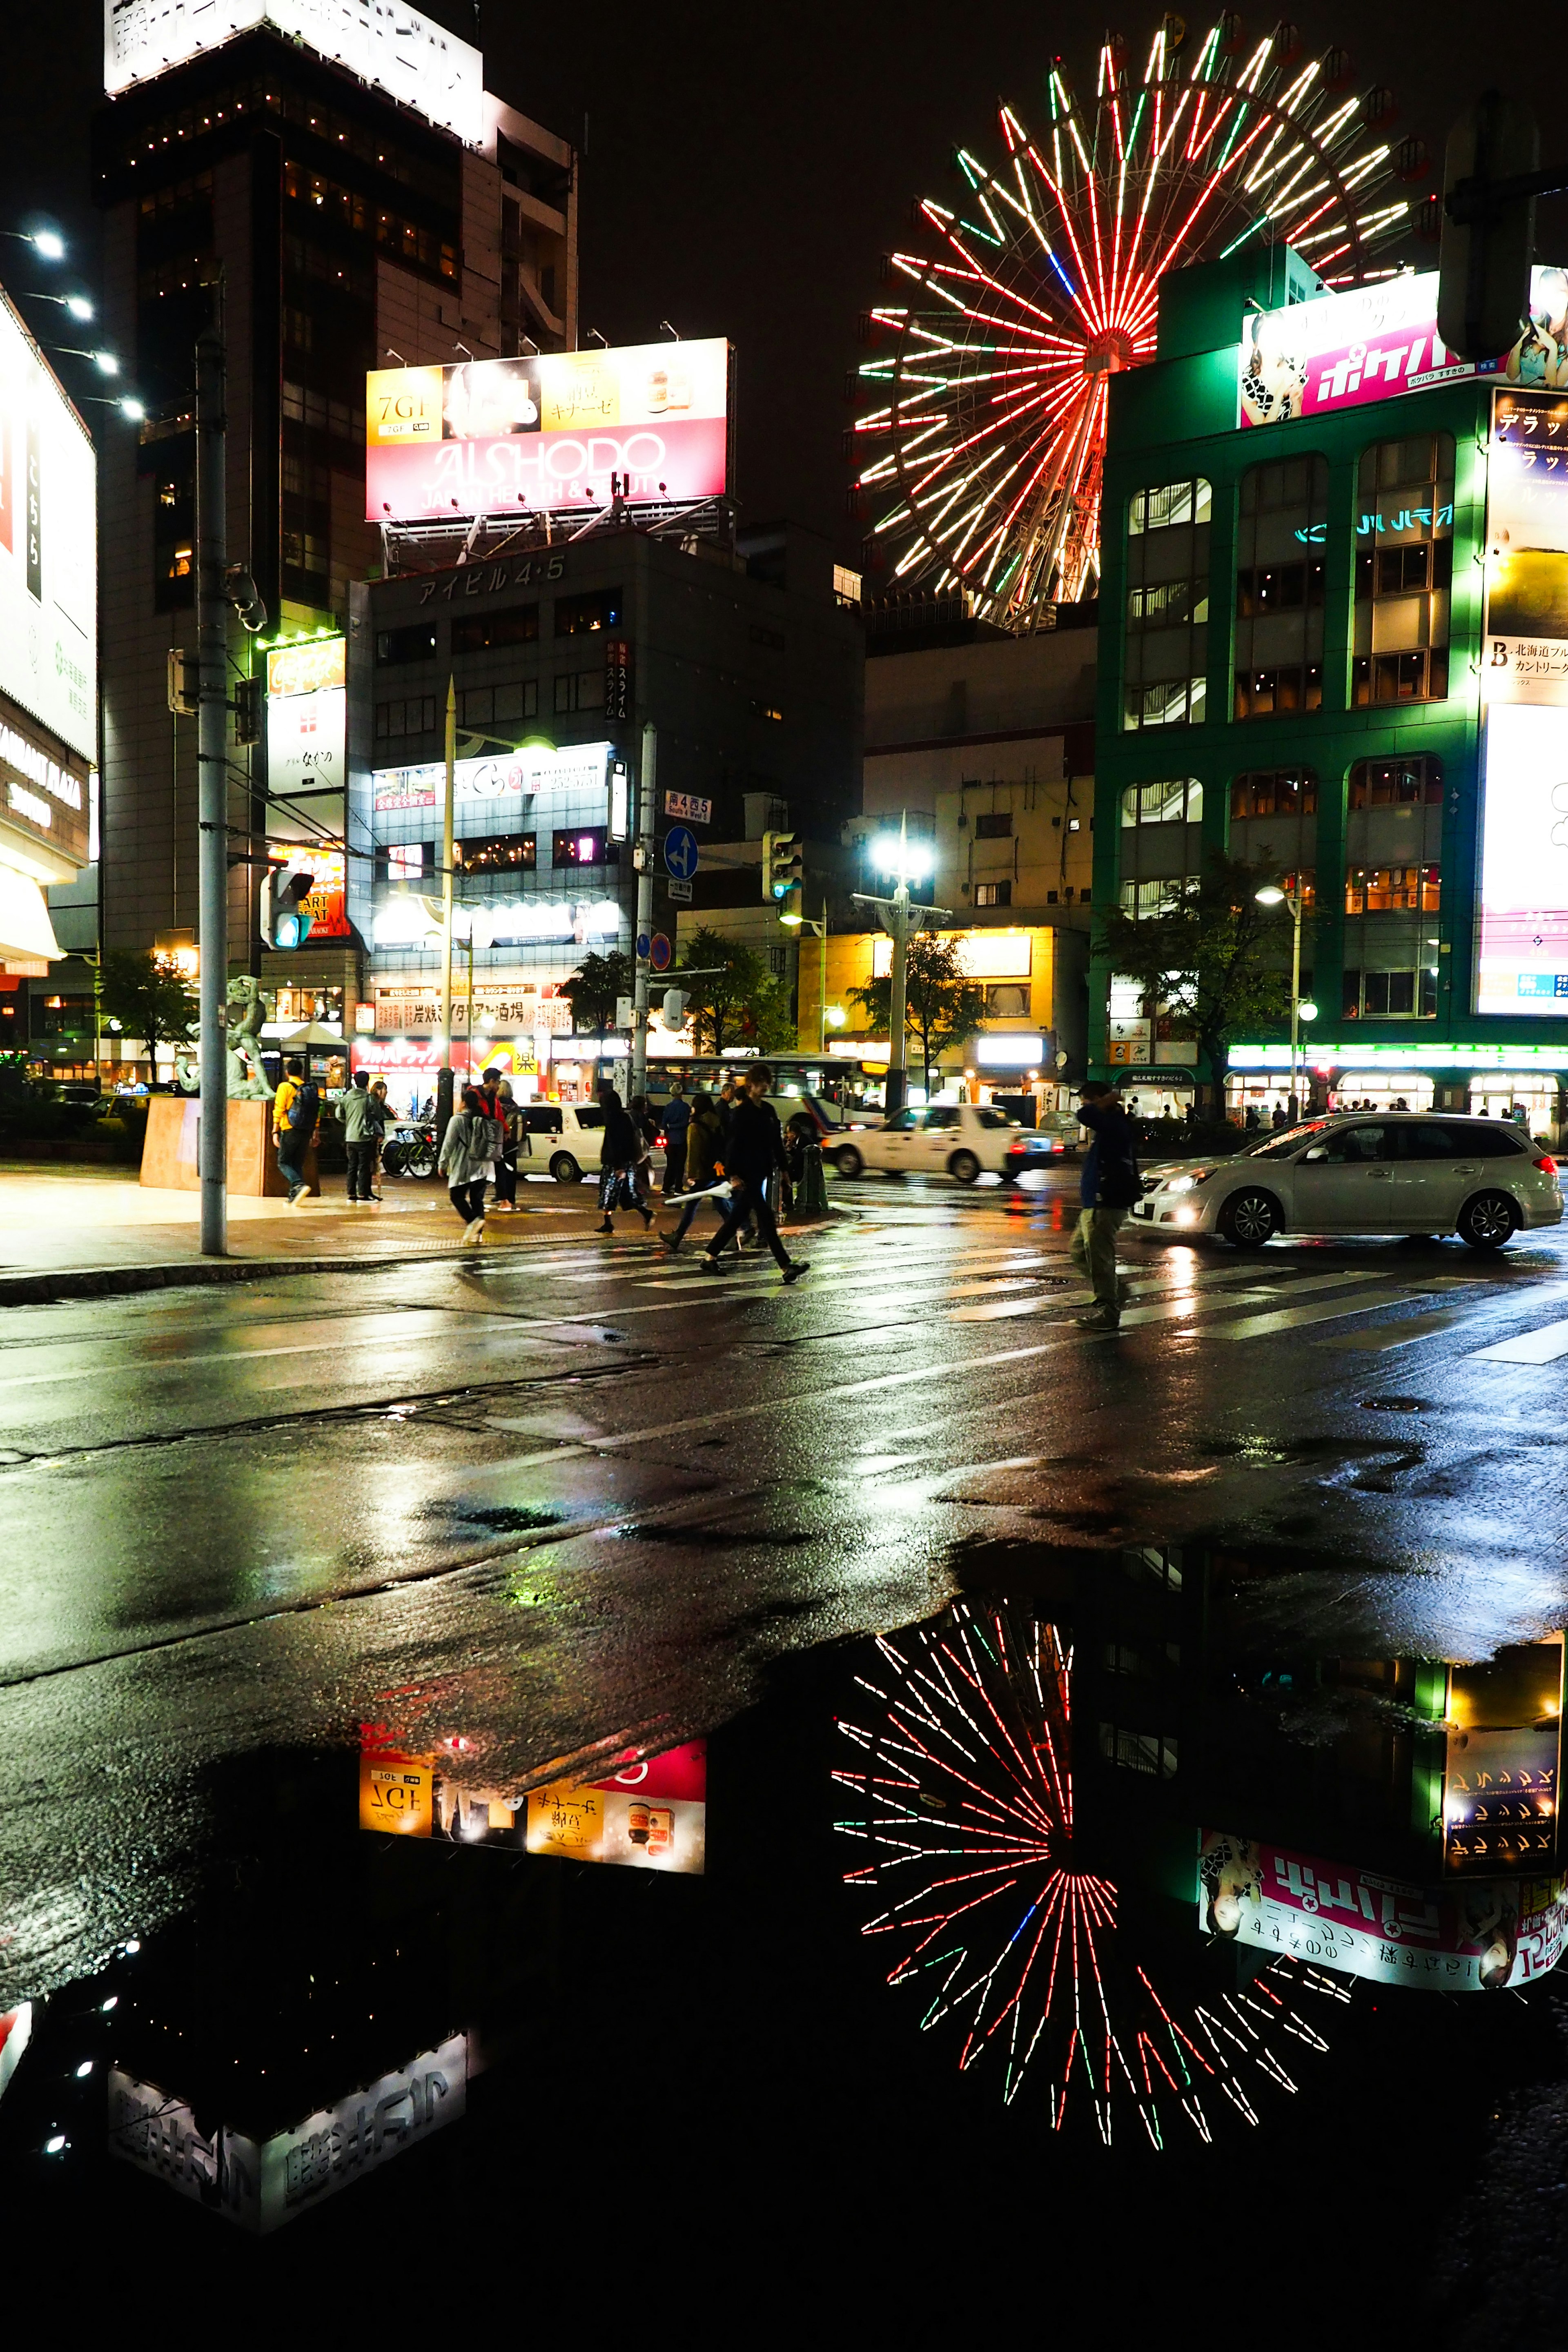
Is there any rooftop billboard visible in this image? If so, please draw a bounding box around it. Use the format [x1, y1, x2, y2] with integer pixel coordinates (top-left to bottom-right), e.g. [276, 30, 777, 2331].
[104, 0, 483, 143]
[1238, 265, 1568, 430]
[365, 340, 731, 524]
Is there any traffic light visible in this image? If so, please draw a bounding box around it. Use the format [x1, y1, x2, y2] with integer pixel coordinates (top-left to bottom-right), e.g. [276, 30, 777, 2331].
[260, 862, 313, 949]
[661, 988, 690, 1028]
[233, 675, 263, 746]
[762, 829, 804, 902]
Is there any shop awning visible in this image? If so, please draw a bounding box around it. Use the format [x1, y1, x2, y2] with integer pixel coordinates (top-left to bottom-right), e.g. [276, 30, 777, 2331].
[0, 865, 60, 971]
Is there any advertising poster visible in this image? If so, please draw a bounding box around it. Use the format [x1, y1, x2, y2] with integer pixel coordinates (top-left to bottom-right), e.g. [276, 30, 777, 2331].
[366, 340, 730, 522]
[1198, 1830, 1568, 1991]
[1239, 265, 1568, 432]
[266, 635, 345, 811]
[1483, 393, 1568, 704]
[372, 739, 612, 813]
[358, 1726, 707, 1875]
[1475, 702, 1568, 1013]
[0, 288, 95, 771]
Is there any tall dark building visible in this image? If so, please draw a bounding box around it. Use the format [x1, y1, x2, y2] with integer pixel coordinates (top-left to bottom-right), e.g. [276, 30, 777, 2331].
[92, 14, 577, 953]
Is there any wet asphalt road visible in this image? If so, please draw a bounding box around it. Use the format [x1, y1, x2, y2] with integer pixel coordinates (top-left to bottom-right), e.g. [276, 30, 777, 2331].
[7, 1166, 1568, 2003]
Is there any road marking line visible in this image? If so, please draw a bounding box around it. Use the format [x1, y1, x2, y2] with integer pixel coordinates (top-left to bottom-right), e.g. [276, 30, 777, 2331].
[1312, 1312, 1461, 1351]
[1202, 1286, 1444, 1341]
[1470, 1316, 1568, 1364]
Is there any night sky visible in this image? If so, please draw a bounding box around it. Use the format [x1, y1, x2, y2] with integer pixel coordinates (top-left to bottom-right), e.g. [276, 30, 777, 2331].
[3, 1, 1565, 561]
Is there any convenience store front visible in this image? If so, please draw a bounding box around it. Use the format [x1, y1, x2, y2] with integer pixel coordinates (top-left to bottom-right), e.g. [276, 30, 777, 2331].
[1229, 1042, 1566, 1142]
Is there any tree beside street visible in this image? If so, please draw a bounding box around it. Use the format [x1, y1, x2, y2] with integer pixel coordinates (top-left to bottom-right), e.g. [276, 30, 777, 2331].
[677, 925, 792, 1057]
[849, 932, 990, 1096]
[561, 950, 633, 1043]
[95, 950, 199, 1064]
[1095, 856, 1293, 1118]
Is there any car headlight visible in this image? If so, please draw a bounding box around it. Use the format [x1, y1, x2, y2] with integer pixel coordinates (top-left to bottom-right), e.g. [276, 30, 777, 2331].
[1166, 1174, 1195, 1194]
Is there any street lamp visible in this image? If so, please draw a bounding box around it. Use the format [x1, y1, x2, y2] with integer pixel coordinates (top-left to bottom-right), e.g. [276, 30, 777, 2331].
[2, 228, 66, 261]
[1256, 881, 1309, 1120]
[852, 822, 947, 1113]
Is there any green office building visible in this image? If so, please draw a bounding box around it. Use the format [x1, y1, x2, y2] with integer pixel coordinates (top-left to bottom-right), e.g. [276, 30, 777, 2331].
[1092, 244, 1568, 1135]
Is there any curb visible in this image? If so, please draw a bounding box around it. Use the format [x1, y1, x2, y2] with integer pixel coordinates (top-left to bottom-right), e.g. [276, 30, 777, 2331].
[0, 1203, 863, 1309]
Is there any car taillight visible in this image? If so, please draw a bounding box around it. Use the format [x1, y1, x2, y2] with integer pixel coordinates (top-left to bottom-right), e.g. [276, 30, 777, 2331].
[1535, 1154, 1558, 1174]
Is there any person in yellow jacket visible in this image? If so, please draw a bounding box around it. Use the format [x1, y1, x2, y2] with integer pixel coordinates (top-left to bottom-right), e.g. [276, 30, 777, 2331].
[272, 1056, 319, 1205]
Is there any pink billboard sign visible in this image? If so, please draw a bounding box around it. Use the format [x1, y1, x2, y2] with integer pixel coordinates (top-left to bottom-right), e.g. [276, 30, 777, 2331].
[1198, 1828, 1568, 1992]
[366, 339, 731, 523]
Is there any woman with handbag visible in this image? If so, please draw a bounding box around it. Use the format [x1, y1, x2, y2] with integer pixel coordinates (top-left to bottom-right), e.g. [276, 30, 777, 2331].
[438, 1084, 496, 1243]
[596, 1086, 653, 1234]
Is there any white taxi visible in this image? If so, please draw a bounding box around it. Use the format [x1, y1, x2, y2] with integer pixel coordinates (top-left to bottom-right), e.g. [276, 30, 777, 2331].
[1133, 1112, 1562, 1249]
[831, 1103, 1024, 1184]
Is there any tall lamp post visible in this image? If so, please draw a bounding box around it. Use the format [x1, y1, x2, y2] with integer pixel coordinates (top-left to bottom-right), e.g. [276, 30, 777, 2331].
[853, 826, 947, 1114]
[1255, 882, 1317, 1121]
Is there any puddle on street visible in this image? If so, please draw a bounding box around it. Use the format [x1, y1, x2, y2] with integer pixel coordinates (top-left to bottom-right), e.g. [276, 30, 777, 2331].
[5, 1542, 1568, 2323]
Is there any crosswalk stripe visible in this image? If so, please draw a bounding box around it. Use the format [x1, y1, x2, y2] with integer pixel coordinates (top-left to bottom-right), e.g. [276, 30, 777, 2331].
[638, 1248, 1051, 1296]
[946, 1261, 1390, 1326]
[1202, 1285, 1444, 1341]
[1470, 1316, 1568, 1364]
[1312, 1312, 1461, 1352]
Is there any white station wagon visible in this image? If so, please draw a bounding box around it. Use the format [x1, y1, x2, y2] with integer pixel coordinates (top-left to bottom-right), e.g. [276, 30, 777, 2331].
[1133, 1112, 1562, 1250]
[831, 1103, 1024, 1183]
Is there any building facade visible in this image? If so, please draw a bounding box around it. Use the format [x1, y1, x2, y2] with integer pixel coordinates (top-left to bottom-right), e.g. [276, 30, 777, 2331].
[92, 16, 576, 956]
[1094, 248, 1568, 1132]
[335, 520, 861, 1106]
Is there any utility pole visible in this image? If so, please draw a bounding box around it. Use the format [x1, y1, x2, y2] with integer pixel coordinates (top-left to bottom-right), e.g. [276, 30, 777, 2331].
[437, 675, 457, 1133]
[195, 308, 228, 1257]
[630, 719, 655, 1101]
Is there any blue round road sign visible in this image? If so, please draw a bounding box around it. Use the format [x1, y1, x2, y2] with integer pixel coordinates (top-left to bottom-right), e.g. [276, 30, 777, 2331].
[636, 931, 652, 960]
[662, 825, 699, 882]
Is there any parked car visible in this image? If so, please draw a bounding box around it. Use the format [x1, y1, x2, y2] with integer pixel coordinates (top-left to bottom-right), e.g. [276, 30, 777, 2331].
[1003, 1125, 1080, 1181]
[521, 1101, 666, 1185]
[832, 1102, 1025, 1183]
[1132, 1112, 1562, 1249]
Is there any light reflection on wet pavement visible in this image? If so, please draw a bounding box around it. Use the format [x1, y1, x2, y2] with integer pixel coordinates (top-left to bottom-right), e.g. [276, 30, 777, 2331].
[7, 1176, 1568, 2316]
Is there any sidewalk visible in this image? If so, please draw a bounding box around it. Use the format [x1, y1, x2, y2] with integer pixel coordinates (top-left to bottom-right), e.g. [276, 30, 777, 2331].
[0, 1161, 847, 1306]
[0, 1161, 661, 1305]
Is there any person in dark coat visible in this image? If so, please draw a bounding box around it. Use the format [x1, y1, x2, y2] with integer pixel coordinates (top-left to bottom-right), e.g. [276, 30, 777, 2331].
[1071, 1080, 1140, 1331]
[596, 1085, 652, 1234]
[660, 1078, 692, 1198]
[699, 1064, 809, 1284]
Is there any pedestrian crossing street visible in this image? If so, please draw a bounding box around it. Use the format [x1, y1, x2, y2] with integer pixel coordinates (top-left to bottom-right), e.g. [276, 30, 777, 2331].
[483, 1223, 1568, 1359]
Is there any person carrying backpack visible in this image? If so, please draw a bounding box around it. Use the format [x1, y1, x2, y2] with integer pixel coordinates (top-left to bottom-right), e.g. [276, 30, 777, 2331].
[273, 1056, 320, 1205]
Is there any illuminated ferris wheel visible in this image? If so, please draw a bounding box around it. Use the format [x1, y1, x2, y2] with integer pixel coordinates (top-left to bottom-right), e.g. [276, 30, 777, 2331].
[834, 1598, 1345, 2148]
[853, 14, 1427, 627]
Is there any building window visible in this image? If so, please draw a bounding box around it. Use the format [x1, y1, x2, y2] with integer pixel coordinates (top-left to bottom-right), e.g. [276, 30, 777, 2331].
[552, 829, 618, 867]
[1343, 968, 1439, 1019]
[459, 681, 538, 730]
[554, 671, 606, 714]
[455, 832, 538, 874]
[984, 982, 1031, 1017]
[1123, 477, 1211, 730]
[373, 842, 433, 884]
[1351, 432, 1454, 705]
[554, 589, 621, 637]
[1229, 768, 1317, 819]
[1233, 455, 1328, 718]
[374, 696, 437, 741]
[1120, 878, 1184, 916]
[974, 880, 1012, 907]
[452, 606, 539, 654]
[1121, 777, 1203, 826]
[974, 810, 1013, 838]
[1345, 864, 1440, 915]
[376, 624, 437, 666]
[1348, 755, 1443, 808]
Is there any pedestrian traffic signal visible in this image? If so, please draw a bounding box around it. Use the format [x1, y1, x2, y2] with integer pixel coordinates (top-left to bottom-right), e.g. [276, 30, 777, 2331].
[260, 863, 313, 949]
[661, 988, 690, 1027]
[762, 830, 803, 902]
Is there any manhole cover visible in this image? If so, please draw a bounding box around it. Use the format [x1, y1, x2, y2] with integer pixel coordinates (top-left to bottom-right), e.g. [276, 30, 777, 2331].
[1360, 1396, 1430, 1413]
